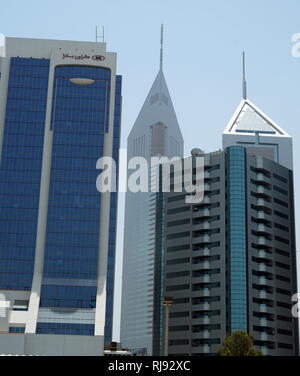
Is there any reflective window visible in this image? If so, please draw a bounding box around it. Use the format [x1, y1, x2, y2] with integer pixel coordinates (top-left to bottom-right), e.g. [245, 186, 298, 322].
[227, 146, 248, 332]
[36, 323, 94, 336]
[0, 57, 50, 290]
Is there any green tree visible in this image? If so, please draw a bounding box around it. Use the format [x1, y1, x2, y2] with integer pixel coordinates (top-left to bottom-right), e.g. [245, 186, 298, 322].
[218, 331, 264, 356]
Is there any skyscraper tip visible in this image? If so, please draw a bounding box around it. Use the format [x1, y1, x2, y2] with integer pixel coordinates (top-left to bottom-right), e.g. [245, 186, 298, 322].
[242, 51, 247, 100]
[160, 24, 164, 71]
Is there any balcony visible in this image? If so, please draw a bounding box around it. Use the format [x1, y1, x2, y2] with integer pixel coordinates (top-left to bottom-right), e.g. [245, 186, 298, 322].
[202, 345, 211, 354]
[259, 305, 272, 314]
[252, 303, 273, 314]
[193, 221, 210, 232]
[258, 263, 267, 272]
[258, 290, 274, 300]
[192, 317, 211, 326]
[256, 173, 266, 182]
[192, 234, 210, 244]
[255, 250, 273, 261]
[192, 330, 211, 340]
[257, 186, 271, 196]
[257, 211, 267, 220]
[192, 303, 211, 311]
[256, 197, 270, 206]
[258, 277, 268, 285]
[256, 224, 271, 234]
[253, 316, 275, 329]
[258, 333, 275, 342]
[193, 208, 210, 218]
[256, 237, 272, 247]
[192, 289, 211, 298]
[193, 275, 211, 284]
[192, 261, 211, 270]
[202, 248, 210, 257]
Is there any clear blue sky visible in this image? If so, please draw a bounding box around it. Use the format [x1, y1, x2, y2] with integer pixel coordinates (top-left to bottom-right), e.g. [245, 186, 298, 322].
[1, 0, 300, 341]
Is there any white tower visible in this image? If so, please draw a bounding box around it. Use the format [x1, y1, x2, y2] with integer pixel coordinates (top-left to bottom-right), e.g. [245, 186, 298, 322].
[121, 26, 184, 355]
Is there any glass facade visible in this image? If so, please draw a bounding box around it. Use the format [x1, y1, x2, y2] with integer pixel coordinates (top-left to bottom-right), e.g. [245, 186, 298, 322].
[9, 327, 25, 334]
[40, 285, 97, 308]
[38, 65, 115, 338]
[0, 57, 50, 290]
[36, 323, 94, 336]
[0, 57, 121, 343]
[226, 146, 248, 332]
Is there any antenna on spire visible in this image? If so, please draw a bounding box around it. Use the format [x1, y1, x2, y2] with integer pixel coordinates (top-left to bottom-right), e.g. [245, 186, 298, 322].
[242, 51, 247, 100]
[96, 26, 105, 43]
[160, 24, 164, 71]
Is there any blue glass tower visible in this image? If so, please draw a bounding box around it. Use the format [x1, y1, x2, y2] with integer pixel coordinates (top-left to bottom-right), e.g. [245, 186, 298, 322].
[227, 146, 248, 332]
[0, 37, 121, 356]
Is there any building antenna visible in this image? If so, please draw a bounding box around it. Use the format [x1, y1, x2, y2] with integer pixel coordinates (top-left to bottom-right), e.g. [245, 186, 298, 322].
[160, 24, 164, 71]
[96, 26, 105, 43]
[242, 51, 247, 100]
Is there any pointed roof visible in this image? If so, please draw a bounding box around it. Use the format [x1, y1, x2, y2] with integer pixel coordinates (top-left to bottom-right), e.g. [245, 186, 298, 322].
[223, 99, 291, 137]
[128, 25, 183, 151]
[128, 68, 183, 141]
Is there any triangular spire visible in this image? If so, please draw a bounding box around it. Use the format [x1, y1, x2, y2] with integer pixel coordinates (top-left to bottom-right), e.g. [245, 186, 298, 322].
[223, 99, 290, 137]
[128, 25, 183, 158]
[242, 51, 247, 100]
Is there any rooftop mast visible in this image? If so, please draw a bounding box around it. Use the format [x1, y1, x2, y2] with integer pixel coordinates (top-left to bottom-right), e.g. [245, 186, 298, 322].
[242, 51, 247, 100]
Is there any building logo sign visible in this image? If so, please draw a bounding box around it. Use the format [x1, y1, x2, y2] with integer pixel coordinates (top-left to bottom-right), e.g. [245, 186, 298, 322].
[62, 53, 106, 61]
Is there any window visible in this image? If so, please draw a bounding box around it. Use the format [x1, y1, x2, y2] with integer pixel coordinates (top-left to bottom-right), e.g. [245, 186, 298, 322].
[173, 298, 190, 304]
[276, 288, 291, 297]
[9, 327, 25, 334]
[167, 245, 190, 253]
[13, 300, 29, 311]
[274, 185, 288, 196]
[277, 315, 292, 323]
[274, 198, 288, 208]
[36, 323, 94, 336]
[167, 219, 190, 227]
[167, 258, 190, 266]
[0, 57, 50, 291]
[166, 271, 190, 279]
[275, 236, 290, 245]
[273, 174, 287, 184]
[274, 211, 289, 220]
[170, 312, 190, 318]
[167, 232, 190, 240]
[166, 284, 190, 292]
[169, 339, 189, 346]
[277, 301, 291, 309]
[274, 223, 289, 232]
[278, 343, 293, 350]
[277, 329, 293, 336]
[275, 262, 290, 270]
[169, 326, 190, 332]
[276, 275, 291, 283]
[275, 248, 290, 258]
[168, 206, 190, 215]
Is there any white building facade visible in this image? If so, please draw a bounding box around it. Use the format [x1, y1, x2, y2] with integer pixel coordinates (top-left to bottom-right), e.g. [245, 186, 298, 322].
[121, 36, 184, 354]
